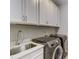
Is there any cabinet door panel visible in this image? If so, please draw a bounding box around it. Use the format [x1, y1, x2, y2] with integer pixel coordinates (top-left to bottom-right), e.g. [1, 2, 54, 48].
[57, 7, 60, 26]
[21, 55, 31, 59]
[32, 53, 43, 59]
[23, 0, 38, 24]
[10, 0, 23, 23]
[39, 0, 59, 26]
[48, 2, 58, 26]
[39, 0, 48, 25]
[31, 48, 43, 59]
[20, 48, 43, 59]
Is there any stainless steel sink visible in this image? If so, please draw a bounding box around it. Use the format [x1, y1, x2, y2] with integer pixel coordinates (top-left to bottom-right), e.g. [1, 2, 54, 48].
[10, 43, 36, 56]
[24, 43, 36, 50]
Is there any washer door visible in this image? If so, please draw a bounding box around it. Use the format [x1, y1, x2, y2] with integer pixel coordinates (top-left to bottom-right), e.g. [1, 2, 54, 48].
[52, 45, 63, 59]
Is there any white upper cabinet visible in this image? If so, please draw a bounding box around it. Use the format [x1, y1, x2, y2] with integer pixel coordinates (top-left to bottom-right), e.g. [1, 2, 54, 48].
[39, 0, 60, 26]
[23, 0, 38, 24]
[10, 0, 60, 27]
[10, 0, 38, 24]
[10, 0, 25, 24]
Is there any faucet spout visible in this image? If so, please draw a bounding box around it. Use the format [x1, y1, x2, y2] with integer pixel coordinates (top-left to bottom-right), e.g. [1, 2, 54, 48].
[16, 30, 24, 45]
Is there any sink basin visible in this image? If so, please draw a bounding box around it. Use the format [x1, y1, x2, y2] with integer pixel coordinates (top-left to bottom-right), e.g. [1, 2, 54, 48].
[10, 43, 36, 56]
[24, 43, 36, 50]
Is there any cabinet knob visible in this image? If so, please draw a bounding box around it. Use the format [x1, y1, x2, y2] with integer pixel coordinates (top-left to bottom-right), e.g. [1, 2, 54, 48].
[46, 21, 48, 24]
[56, 24, 58, 25]
[22, 16, 27, 22]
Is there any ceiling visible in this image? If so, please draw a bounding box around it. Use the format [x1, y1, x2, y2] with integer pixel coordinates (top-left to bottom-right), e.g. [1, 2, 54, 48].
[51, 0, 68, 6]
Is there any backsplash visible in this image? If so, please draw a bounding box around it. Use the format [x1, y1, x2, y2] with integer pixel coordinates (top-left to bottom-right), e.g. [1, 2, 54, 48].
[10, 24, 58, 47]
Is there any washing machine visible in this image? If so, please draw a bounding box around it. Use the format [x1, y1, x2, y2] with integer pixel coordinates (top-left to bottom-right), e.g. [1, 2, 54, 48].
[49, 34, 68, 59]
[32, 36, 63, 59]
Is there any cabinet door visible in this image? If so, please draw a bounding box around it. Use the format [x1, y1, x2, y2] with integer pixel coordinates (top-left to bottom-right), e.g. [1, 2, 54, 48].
[47, 2, 58, 26]
[23, 0, 38, 24]
[21, 55, 31, 59]
[31, 48, 43, 59]
[32, 52, 43, 59]
[39, 0, 59, 26]
[10, 0, 24, 24]
[21, 53, 43, 59]
[21, 48, 43, 59]
[48, 2, 60, 26]
[57, 7, 60, 26]
[39, 0, 48, 25]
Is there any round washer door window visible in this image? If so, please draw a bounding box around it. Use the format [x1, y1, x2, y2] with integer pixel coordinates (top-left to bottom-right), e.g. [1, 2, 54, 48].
[52, 45, 63, 59]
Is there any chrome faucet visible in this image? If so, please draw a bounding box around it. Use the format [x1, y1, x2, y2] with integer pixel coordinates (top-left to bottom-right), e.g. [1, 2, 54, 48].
[16, 30, 24, 45]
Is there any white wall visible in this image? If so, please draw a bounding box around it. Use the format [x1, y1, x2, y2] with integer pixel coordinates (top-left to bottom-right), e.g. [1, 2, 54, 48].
[10, 24, 58, 47]
[58, 4, 68, 35]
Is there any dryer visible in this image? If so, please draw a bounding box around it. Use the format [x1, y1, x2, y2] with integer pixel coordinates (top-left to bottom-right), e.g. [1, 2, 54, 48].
[32, 36, 63, 59]
[49, 34, 68, 59]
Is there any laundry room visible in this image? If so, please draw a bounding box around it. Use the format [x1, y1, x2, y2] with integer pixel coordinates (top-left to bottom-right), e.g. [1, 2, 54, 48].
[10, 0, 68, 59]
